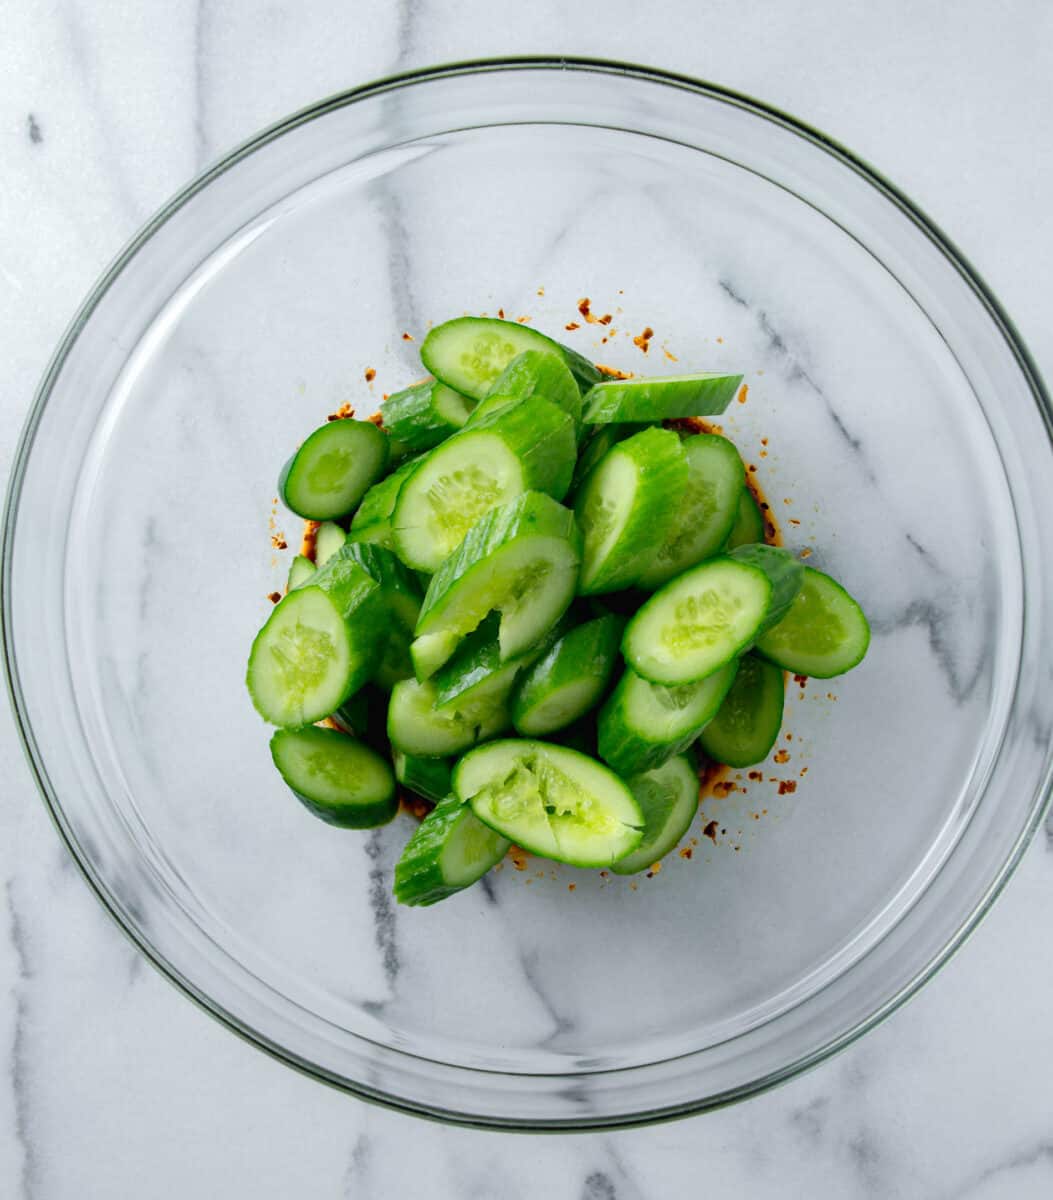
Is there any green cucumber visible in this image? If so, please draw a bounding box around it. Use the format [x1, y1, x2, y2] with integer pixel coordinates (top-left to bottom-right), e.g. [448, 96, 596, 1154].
[421, 316, 602, 400]
[728, 543, 805, 634]
[575, 427, 688, 594]
[340, 542, 423, 690]
[726, 487, 766, 550]
[393, 750, 453, 804]
[387, 676, 511, 758]
[247, 549, 386, 727]
[393, 795, 510, 907]
[597, 660, 738, 776]
[286, 555, 316, 591]
[392, 394, 576, 572]
[329, 688, 369, 737]
[611, 755, 700, 875]
[570, 423, 647, 495]
[581, 372, 742, 424]
[697, 654, 785, 768]
[623, 556, 772, 685]
[455, 740, 643, 868]
[380, 380, 474, 452]
[412, 491, 581, 679]
[270, 726, 397, 828]
[314, 520, 348, 567]
[755, 566, 870, 677]
[511, 614, 623, 736]
[347, 458, 421, 549]
[431, 615, 523, 710]
[466, 350, 582, 430]
[278, 419, 389, 520]
[636, 434, 745, 589]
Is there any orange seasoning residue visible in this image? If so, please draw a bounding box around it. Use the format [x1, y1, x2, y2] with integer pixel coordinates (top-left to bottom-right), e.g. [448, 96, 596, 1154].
[327, 401, 354, 421]
[498, 308, 505, 319]
[267, 591, 281, 605]
[632, 326, 655, 353]
[567, 882, 576, 891]
[364, 368, 376, 383]
[271, 532, 288, 551]
[577, 298, 612, 325]
[401, 332, 414, 341]
[596, 364, 634, 380]
[778, 780, 798, 796]
[679, 846, 693, 860]
[737, 383, 749, 404]
[663, 348, 679, 363]
[702, 820, 719, 843]
[565, 321, 581, 331]
[794, 674, 809, 688]
[399, 792, 433, 822]
[774, 749, 791, 765]
[367, 412, 384, 427]
[509, 846, 529, 872]
[800, 547, 813, 559]
[300, 520, 321, 561]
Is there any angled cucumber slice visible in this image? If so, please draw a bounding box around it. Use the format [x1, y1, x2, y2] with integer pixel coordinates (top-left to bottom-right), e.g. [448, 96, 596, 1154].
[597, 660, 738, 776]
[581, 372, 742, 424]
[755, 566, 870, 678]
[279, 419, 389, 520]
[347, 457, 421, 549]
[421, 316, 601, 399]
[726, 486, 766, 550]
[380, 380, 474, 452]
[387, 676, 510, 758]
[570, 422, 646, 494]
[611, 755, 700, 875]
[393, 750, 453, 804]
[467, 350, 582, 430]
[270, 726, 396, 828]
[341, 542, 423, 690]
[697, 654, 785, 768]
[728, 543, 805, 633]
[412, 492, 581, 678]
[394, 795, 510, 907]
[636, 433, 745, 589]
[575, 427, 688, 594]
[286, 554, 316, 591]
[511, 614, 623, 736]
[314, 520, 347, 567]
[456, 740, 643, 868]
[623, 556, 772, 685]
[431, 614, 527, 710]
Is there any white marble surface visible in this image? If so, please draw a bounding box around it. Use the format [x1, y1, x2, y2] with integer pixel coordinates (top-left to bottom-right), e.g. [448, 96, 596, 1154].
[2, 2, 1052, 1195]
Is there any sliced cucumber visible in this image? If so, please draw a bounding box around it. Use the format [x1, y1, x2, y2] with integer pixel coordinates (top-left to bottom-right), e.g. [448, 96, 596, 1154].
[392, 394, 576, 572]
[412, 491, 581, 678]
[421, 316, 601, 400]
[455, 740, 643, 868]
[569, 423, 645, 494]
[582, 372, 742, 424]
[387, 676, 510, 758]
[314, 520, 348, 567]
[511, 614, 623, 736]
[380, 380, 474, 452]
[728, 543, 805, 634]
[623, 556, 772, 685]
[347, 458, 421, 549]
[247, 551, 385, 727]
[270, 726, 397, 828]
[726, 487, 766, 550]
[393, 750, 453, 804]
[467, 350, 582, 430]
[286, 555, 316, 591]
[278, 419, 389, 520]
[431, 615, 524, 710]
[339, 541, 422, 690]
[697, 654, 785, 768]
[755, 566, 870, 677]
[611, 755, 700, 875]
[636, 434, 745, 589]
[575, 427, 688, 594]
[394, 795, 510, 907]
[597, 660, 738, 776]
[329, 688, 369, 736]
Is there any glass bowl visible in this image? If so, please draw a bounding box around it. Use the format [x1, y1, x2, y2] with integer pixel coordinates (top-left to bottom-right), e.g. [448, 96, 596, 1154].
[4, 59, 1053, 1129]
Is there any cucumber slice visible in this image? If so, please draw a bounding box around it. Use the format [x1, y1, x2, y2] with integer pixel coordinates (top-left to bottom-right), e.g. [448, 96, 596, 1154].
[597, 660, 738, 776]
[421, 316, 601, 400]
[570, 423, 645, 494]
[347, 458, 421, 549]
[581, 372, 742, 424]
[286, 555, 316, 591]
[412, 491, 581, 678]
[755, 566, 870, 678]
[329, 688, 369, 736]
[726, 487, 766, 550]
[611, 755, 700, 875]
[697, 654, 785, 768]
[623, 556, 772, 685]
[394, 795, 510, 907]
[511, 614, 623, 736]
[467, 350, 582, 430]
[339, 542, 423, 691]
[431, 615, 524, 710]
[393, 750, 453, 804]
[575, 427, 688, 595]
[270, 726, 397, 828]
[380, 380, 474, 452]
[314, 520, 348, 567]
[392, 395, 576, 572]
[728, 543, 805, 634]
[387, 676, 511, 758]
[278, 419, 389, 521]
[636, 434, 745, 589]
[247, 551, 385, 727]
[455, 740, 643, 868]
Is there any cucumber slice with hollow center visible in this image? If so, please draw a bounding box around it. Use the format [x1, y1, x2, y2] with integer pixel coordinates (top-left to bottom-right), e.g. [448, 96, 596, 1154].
[279, 419, 389, 521]
[636, 434, 745, 590]
[575, 427, 688, 594]
[611, 755, 700, 875]
[623, 556, 772, 685]
[697, 654, 785, 768]
[270, 726, 396, 828]
[726, 486, 766, 550]
[314, 520, 348, 567]
[597, 660, 738, 776]
[728, 543, 805, 634]
[456, 740, 643, 868]
[581, 372, 743, 424]
[286, 554, 317, 591]
[467, 349, 582, 431]
[393, 750, 453, 804]
[387, 676, 511, 758]
[380, 380, 474, 452]
[394, 795, 511, 907]
[755, 566, 870, 678]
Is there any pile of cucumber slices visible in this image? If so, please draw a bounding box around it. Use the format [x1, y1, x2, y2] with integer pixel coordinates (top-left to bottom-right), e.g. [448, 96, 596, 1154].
[247, 317, 870, 906]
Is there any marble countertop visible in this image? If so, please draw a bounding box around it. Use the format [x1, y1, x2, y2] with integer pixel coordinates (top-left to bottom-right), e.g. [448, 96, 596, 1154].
[2, 3, 1052, 1196]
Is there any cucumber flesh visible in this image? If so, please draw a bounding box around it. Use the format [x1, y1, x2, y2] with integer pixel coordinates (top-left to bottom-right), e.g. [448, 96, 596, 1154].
[380, 380, 474, 452]
[697, 654, 785, 768]
[728, 543, 805, 633]
[431, 614, 524, 710]
[582, 372, 742, 424]
[394, 795, 510, 907]
[270, 726, 397, 828]
[611, 755, 700, 875]
[393, 750, 453, 804]
[755, 566, 870, 678]
[570, 423, 646, 494]
[286, 555, 317, 591]
[623, 556, 772, 685]
[278, 419, 389, 521]
[456, 740, 643, 868]
[347, 458, 421, 549]
[467, 350, 582, 430]
[314, 521, 348, 567]
[387, 676, 511, 758]
[726, 487, 766, 550]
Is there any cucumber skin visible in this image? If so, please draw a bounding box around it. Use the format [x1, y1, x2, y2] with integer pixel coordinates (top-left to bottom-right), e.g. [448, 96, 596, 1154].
[348, 458, 421, 548]
[697, 655, 785, 768]
[393, 751, 453, 805]
[726, 487, 766, 550]
[729, 544, 805, 633]
[611, 755, 700, 876]
[581, 373, 743, 424]
[468, 394, 577, 501]
[278, 420, 390, 521]
[393, 795, 510, 907]
[380, 381, 473, 452]
[468, 350, 583, 430]
[269, 728, 397, 829]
